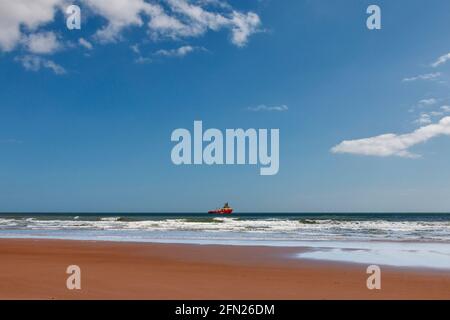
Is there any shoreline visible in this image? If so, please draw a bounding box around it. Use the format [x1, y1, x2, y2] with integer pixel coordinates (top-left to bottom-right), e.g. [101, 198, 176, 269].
[1, 236, 449, 270]
[1, 236, 450, 270]
[1, 239, 449, 299]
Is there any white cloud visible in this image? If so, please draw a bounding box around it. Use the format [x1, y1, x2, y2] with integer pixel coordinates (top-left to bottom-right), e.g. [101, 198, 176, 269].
[0, 0, 63, 51]
[402, 72, 441, 82]
[23, 31, 61, 54]
[1, 0, 262, 73]
[431, 52, 450, 68]
[147, 9, 196, 39]
[83, 0, 157, 42]
[78, 37, 93, 50]
[229, 11, 261, 47]
[248, 104, 288, 112]
[0, 0, 261, 52]
[331, 116, 450, 158]
[82, 0, 261, 46]
[165, 0, 260, 47]
[15, 55, 66, 75]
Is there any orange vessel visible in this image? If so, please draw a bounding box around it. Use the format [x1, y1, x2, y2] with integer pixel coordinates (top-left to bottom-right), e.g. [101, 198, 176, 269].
[208, 203, 233, 214]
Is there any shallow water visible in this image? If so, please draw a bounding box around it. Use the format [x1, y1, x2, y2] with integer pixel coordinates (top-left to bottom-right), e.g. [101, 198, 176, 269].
[295, 241, 450, 270]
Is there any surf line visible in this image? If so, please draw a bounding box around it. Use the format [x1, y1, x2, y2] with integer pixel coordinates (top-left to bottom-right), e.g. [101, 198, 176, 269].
[171, 121, 279, 175]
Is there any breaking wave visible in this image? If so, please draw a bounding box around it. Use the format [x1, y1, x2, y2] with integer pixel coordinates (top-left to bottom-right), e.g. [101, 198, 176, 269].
[0, 215, 449, 242]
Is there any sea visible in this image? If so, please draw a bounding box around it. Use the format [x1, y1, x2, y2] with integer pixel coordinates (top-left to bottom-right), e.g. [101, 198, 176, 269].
[1, 213, 449, 269]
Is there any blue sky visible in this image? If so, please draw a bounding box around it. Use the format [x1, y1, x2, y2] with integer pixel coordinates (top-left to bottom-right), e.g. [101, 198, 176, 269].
[1, 0, 450, 212]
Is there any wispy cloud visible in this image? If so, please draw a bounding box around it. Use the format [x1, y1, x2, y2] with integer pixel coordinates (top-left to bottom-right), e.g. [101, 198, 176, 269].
[409, 98, 439, 114]
[331, 116, 450, 158]
[431, 52, 450, 68]
[135, 56, 152, 64]
[130, 44, 140, 54]
[418, 98, 438, 107]
[130, 43, 152, 63]
[15, 55, 66, 75]
[155, 45, 203, 57]
[78, 37, 93, 50]
[0, 138, 23, 144]
[430, 111, 444, 117]
[441, 105, 450, 113]
[402, 72, 441, 82]
[410, 98, 450, 125]
[414, 113, 432, 125]
[247, 104, 288, 112]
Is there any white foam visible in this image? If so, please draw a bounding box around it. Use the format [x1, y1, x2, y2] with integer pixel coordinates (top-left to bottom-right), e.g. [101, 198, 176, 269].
[296, 241, 450, 269]
[0, 217, 449, 242]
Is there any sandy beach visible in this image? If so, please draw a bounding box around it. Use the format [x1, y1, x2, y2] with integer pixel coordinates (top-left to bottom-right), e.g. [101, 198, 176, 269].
[0, 239, 449, 300]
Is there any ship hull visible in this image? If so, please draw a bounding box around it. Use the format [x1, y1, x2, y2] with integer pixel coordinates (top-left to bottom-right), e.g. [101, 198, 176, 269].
[208, 209, 233, 214]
